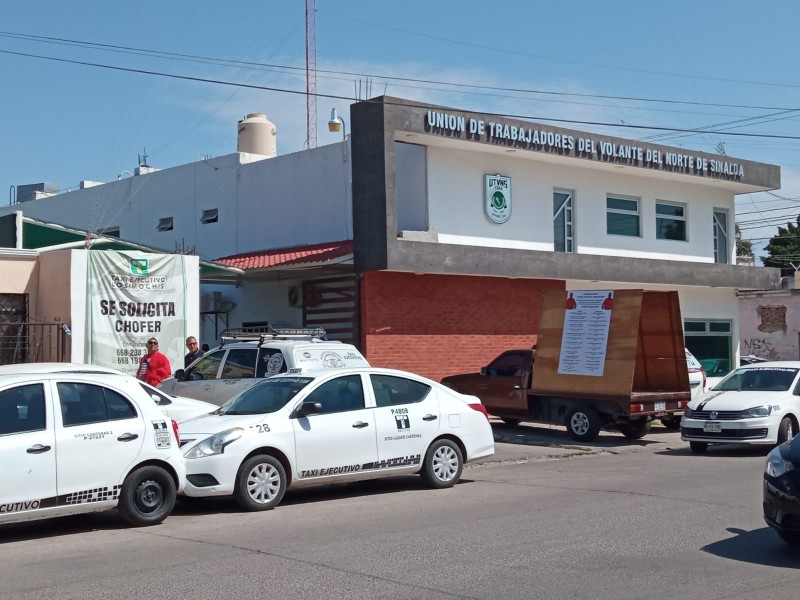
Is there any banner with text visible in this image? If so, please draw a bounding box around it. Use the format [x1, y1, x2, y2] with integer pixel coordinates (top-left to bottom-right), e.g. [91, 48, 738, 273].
[86, 250, 187, 375]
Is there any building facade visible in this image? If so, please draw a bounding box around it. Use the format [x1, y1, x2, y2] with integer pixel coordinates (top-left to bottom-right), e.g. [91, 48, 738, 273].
[2, 97, 782, 381]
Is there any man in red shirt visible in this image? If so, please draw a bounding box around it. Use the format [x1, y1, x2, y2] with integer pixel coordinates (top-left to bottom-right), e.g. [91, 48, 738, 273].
[136, 338, 172, 386]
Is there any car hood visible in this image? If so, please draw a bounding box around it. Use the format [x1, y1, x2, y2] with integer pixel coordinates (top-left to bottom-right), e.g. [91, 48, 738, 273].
[690, 390, 787, 411]
[440, 373, 480, 386]
[178, 413, 263, 437]
[172, 396, 217, 412]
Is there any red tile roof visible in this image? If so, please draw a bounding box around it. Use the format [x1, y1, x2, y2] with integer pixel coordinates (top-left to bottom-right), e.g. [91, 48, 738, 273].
[215, 240, 353, 271]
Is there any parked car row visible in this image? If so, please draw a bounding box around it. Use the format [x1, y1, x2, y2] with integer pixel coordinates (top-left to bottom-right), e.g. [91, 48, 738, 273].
[0, 361, 495, 529]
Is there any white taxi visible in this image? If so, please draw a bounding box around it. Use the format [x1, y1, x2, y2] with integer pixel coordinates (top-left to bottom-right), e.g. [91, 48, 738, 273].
[178, 367, 495, 510]
[681, 361, 800, 453]
[0, 371, 186, 527]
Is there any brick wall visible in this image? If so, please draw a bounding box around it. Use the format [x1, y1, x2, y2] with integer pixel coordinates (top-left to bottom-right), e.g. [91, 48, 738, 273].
[360, 271, 563, 382]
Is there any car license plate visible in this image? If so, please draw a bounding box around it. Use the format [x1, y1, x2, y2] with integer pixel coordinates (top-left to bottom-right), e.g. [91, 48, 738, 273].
[654, 401, 665, 411]
[703, 421, 721, 433]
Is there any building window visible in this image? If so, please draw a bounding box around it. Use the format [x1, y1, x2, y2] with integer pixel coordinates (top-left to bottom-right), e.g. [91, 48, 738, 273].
[200, 209, 218, 224]
[713, 209, 729, 264]
[553, 189, 574, 253]
[606, 195, 640, 237]
[684, 320, 733, 378]
[157, 217, 174, 232]
[655, 201, 687, 241]
[98, 226, 120, 238]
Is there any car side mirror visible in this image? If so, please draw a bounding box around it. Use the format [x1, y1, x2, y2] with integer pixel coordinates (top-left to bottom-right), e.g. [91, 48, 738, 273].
[174, 369, 186, 381]
[294, 401, 323, 418]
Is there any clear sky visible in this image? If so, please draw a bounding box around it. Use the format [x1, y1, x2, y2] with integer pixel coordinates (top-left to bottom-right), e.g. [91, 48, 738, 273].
[2, 1, 799, 257]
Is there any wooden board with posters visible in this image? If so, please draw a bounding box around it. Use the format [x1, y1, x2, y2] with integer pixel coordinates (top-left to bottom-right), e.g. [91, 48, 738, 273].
[531, 289, 689, 400]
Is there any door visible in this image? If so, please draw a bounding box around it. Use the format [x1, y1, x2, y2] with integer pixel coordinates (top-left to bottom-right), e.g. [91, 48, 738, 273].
[476, 350, 532, 415]
[214, 347, 260, 404]
[55, 381, 146, 501]
[0, 383, 56, 521]
[291, 374, 377, 478]
[173, 349, 225, 402]
[370, 373, 441, 465]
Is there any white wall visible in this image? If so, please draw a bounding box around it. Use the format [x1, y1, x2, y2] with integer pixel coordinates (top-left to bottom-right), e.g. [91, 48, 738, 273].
[425, 146, 734, 262]
[3, 144, 352, 261]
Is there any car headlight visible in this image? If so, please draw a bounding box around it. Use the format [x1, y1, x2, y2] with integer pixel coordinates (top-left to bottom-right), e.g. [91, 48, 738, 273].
[741, 405, 772, 418]
[184, 428, 244, 458]
[766, 445, 794, 477]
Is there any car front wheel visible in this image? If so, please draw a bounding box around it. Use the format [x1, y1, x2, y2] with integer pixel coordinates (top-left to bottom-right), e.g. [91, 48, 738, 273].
[777, 416, 795, 446]
[421, 439, 463, 488]
[118, 466, 176, 526]
[689, 441, 708, 453]
[234, 455, 287, 511]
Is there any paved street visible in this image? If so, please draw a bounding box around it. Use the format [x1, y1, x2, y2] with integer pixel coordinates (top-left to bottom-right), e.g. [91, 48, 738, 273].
[1, 422, 798, 600]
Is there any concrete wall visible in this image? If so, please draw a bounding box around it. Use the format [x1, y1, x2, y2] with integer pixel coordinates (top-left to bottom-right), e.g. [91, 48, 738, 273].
[2, 146, 352, 260]
[427, 145, 733, 262]
[0, 252, 38, 307]
[739, 292, 800, 361]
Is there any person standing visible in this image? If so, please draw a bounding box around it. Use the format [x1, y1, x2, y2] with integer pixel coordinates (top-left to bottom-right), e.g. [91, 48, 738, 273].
[137, 338, 171, 386]
[184, 336, 204, 367]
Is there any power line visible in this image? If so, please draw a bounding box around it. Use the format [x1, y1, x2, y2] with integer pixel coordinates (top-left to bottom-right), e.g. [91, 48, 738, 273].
[4, 47, 800, 142]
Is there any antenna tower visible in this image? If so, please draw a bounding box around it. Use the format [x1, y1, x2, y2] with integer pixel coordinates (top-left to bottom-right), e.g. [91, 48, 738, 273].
[305, 0, 318, 149]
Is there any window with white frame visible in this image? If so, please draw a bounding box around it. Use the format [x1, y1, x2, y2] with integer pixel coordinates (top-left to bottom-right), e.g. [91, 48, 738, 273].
[553, 189, 574, 253]
[655, 201, 687, 241]
[713, 209, 729, 264]
[684, 320, 733, 377]
[606, 195, 640, 237]
[157, 217, 174, 232]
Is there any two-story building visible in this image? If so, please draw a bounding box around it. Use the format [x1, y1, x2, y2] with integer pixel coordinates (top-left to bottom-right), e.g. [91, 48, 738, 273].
[3, 97, 781, 381]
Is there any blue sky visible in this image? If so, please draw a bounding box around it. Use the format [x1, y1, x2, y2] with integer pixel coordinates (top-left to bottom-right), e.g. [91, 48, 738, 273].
[2, 1, 800, 256]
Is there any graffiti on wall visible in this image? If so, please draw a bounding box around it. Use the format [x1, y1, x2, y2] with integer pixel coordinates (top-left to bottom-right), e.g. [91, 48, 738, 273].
[742, 338, 779, 360]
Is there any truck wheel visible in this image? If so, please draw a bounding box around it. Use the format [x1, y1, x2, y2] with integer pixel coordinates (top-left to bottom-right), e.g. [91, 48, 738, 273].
[661, 417, 682, 430]
[565, 407, 601, 442]
[501, 418, 521, 427]
[117, 466, 176, 526]
[619, 420, 651, 439]
[421, 439, 463, 488]
[234, 455, 287, 511]
[689, 441, 708, 453]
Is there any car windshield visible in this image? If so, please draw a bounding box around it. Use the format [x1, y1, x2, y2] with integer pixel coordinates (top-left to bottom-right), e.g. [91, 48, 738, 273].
[715, 367, 799, 392]
[217, 376, 314, 415]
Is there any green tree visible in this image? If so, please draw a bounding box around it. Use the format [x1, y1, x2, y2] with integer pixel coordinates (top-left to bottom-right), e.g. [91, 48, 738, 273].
[735, 223, 753, 258]
[762, 214, 800, 275]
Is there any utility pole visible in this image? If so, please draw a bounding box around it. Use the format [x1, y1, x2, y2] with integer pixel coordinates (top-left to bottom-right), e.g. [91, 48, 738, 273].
[305, 0, 318, 149]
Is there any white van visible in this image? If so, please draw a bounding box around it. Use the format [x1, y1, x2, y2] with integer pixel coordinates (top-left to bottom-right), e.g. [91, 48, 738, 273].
[158, 328, 369, 405]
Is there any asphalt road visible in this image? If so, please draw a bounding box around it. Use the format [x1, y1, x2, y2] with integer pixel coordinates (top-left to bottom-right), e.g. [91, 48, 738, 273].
[1, 422, 799, 600]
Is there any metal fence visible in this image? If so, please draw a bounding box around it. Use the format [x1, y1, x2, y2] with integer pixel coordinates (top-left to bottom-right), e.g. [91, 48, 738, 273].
[0, 322, 69, 365]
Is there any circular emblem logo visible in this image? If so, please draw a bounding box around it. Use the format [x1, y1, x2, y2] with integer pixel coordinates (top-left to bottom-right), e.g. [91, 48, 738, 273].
[492, 191, 506, 210]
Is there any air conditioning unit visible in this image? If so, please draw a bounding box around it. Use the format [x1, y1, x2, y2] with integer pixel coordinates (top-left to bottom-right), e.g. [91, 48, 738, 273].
[201, 293, 214, 312]
[288, 286, 301, 307]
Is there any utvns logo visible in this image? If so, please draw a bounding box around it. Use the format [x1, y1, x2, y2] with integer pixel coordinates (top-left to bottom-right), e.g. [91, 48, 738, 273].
[484, 174, 511, 224]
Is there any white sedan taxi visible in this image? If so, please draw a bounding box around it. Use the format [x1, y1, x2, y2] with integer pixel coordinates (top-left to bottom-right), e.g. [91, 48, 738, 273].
[179, 367, 495, 510]
[0, 371, 185, 527]
[681, 361, 800, 453]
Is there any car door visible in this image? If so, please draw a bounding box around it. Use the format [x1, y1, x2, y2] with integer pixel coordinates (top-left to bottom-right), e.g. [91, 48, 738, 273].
[214, 348, 259, 404]
[55, 381, 146, 501]
[477, 350, 532, 415]
[370, 373, 440, 465]
[173, 350, 225, 402]
[291, 374, 378, 478]
[0, 382, 56, 522]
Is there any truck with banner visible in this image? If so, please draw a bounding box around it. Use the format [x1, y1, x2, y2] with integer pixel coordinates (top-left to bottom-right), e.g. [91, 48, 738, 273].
[441, 289, 691, 441]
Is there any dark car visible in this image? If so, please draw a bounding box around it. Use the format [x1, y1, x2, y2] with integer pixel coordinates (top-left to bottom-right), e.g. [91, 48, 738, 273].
[763, 435, 800, 544]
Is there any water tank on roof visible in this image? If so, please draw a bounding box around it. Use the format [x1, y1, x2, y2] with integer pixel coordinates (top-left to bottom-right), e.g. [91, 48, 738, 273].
[237, 113, 277, 157]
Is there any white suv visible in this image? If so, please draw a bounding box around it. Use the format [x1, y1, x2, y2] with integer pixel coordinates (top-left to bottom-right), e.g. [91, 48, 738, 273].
[158, 328, 369, 405]
[0, 371, 186, 527]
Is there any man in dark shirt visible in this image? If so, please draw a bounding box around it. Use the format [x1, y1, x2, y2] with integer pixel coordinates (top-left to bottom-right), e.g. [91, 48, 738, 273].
[184, 336, 204, 368]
